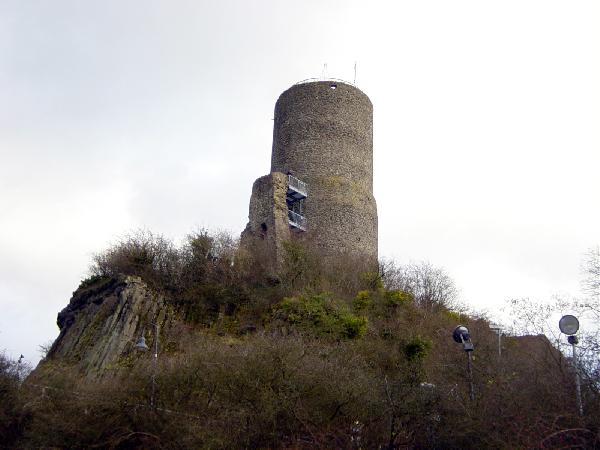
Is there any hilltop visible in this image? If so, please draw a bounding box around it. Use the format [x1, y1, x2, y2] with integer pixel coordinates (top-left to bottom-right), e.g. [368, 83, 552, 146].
[1, 229, 598, 448]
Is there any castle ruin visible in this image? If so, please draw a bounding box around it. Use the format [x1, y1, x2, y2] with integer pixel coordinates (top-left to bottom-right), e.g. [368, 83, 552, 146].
[242, 80, 378, 270]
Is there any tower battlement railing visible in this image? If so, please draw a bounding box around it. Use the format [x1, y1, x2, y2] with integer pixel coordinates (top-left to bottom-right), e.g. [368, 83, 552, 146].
[293, 77, 357, 88]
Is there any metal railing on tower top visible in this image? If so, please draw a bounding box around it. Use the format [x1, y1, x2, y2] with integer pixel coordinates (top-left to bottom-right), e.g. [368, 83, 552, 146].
[293, 77, 357, 88]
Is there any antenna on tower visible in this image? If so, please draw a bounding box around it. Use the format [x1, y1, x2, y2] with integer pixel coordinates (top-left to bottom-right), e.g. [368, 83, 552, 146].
[353, 62, 357, 84]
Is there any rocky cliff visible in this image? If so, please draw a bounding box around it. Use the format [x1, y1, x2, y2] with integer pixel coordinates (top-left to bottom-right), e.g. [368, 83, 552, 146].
[40, 275, 184, 378]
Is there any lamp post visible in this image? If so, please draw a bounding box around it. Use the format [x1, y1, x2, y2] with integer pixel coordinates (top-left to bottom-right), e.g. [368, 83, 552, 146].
[559, 314, 582, 416]
[17, 354, 24, 382]
[489, 323, 502, 357]
[453, 325, 475, 401]
[135, 322, 159, 408]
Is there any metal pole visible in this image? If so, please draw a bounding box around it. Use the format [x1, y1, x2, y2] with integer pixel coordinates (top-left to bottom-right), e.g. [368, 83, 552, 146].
[466, 352, 475, 401]
[151, 322, 158, 408]
[572, 342, 583, 416]
[497, 330, 502, 357]
[490, 326, 502, 357]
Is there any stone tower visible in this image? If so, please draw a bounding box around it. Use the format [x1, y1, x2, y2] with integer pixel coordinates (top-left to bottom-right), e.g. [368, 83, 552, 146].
[242, 80, 378, 270]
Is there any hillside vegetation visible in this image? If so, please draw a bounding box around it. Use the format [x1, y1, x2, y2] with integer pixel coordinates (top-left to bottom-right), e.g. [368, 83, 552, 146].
[2, 230, 600, 449]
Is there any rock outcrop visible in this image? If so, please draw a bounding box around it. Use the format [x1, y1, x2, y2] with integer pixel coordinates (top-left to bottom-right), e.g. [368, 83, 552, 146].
[40, 275, 182, 377]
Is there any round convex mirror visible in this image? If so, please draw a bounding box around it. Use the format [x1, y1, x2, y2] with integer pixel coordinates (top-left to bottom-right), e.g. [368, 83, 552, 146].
[453, 325, 470, 343]
[559, 315, 579, 335]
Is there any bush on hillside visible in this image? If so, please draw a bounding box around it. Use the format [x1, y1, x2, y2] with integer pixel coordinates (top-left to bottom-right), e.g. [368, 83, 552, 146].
[88, 229, 255, 325]
[0, 352, 30, 446]
[19, 317, 600, 449]
[90, 230, 180, 291]
[273, 293, 368, 339]
[11, 229, 600, 447]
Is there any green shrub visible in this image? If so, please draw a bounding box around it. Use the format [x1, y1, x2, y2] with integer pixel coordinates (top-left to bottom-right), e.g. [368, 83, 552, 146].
[403, 335, 432, 362]
[384, 289, 413, 307]
[339, 312, 368, 339]
[361, 271, 383, 290]
[353, 290, 371, 312]
[273, 294, 367, 339]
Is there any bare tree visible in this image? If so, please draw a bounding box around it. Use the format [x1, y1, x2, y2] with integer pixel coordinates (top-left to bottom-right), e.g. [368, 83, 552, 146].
[381, 260, 458, 310]
[581, 246, 600, 305]
[577, 246, 600, 391]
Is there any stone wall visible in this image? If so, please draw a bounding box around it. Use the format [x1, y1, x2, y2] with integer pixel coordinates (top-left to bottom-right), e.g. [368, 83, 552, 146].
[243, 80, 378, 271]
[271, 81, 373, 194]
[240, 172, 291, 274]
[271, 81, 378, 262]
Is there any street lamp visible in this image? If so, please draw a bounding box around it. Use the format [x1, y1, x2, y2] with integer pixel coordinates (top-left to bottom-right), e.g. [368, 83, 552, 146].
[559, 314, 582, 416]
[135, 322, 159, 408]
[453, 325, 475, 401]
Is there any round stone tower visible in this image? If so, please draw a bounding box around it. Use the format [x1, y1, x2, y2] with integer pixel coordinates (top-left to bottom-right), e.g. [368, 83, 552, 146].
[271, 80, 378, 262]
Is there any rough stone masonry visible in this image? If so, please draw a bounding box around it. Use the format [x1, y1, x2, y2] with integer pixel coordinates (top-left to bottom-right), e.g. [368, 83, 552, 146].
[242, 80, 378, 271]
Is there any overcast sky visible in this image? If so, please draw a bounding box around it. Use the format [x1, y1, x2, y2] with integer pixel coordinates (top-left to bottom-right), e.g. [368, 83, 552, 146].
[1, 0, 599, 365]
